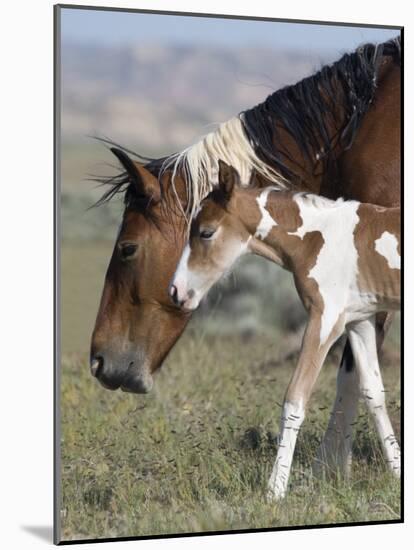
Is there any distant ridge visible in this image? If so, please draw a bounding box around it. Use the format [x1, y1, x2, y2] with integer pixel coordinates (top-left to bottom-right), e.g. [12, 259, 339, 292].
[61, 43, 334, 151]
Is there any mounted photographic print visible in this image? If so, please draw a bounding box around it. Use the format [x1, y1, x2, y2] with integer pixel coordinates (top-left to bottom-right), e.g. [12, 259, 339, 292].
[54, 4, 402, 544]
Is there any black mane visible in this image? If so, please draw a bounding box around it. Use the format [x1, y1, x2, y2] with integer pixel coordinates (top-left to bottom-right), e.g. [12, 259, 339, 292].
[241, 36, 401, 183]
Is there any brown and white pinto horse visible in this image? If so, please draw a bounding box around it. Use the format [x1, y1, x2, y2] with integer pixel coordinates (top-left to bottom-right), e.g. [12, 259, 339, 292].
[90, 38, 401, 472]
[170, 161, 401, 499]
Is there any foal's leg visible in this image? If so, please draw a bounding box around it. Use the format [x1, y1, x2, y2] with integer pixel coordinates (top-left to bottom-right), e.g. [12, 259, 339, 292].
[316, 311, 395, 476]
[314, 346, 360, 479]
[267, 315, 343, 501]
[347, 317, 400, 477]
[316, 311, 395, 478]
[375, 311, 395, 355]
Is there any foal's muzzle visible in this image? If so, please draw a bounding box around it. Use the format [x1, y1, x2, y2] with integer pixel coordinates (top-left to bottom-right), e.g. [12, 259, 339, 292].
[169, 284, 186, 308]
[169, 283, 196, 310]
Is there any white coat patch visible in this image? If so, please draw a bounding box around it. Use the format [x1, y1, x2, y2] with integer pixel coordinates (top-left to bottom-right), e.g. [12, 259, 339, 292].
[374, 231, 400, 270]
[255, 187, 279, 240]
[290, 194, 360, 345]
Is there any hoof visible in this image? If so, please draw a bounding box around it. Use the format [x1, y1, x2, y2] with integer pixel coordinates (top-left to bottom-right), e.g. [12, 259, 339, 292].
[267, 486, 286, 502]
[312, 458, 324, 479]
[391, 464, 401, 478]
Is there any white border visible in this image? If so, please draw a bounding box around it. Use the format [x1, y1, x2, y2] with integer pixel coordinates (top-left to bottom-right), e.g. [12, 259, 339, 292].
[0, 1, 410, 548]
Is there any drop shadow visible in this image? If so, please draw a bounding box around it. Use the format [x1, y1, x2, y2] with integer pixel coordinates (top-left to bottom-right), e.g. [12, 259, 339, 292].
[21, 525, 54, 543]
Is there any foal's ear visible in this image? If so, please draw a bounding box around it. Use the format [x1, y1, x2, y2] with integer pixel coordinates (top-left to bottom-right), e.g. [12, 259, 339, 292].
[218, 160, 239, 202]
[111, 147, 161, 204]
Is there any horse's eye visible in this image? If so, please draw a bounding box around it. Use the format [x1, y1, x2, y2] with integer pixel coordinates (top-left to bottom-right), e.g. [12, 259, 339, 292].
[200, 228, 216, 240]
[120, 243, 138, 260]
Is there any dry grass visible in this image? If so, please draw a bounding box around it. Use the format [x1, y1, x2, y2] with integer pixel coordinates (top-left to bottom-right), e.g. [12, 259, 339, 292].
[59, 331, 401, 542]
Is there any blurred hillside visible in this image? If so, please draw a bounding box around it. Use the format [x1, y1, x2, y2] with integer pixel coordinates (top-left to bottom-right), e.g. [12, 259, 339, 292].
[61, 43, 333, 160]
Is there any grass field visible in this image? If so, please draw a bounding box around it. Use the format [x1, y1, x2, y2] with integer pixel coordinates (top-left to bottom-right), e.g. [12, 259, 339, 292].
[60, 329, 401, 541]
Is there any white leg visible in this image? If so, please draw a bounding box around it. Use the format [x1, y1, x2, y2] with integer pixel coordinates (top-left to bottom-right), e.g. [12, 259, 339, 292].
[268, 400, 305, 500]
[267, 314, 343, 501]
[314, 348, 360, 478]
[347, 317, 400, 477]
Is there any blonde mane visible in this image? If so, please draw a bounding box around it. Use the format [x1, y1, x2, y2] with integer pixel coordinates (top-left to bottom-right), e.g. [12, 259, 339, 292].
[160, 115, 287, 222]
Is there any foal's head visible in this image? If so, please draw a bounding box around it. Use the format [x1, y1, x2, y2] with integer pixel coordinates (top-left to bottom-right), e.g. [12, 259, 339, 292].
[170, 161, 253, 311]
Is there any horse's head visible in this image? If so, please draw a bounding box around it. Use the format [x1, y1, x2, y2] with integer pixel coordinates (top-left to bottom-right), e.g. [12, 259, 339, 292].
[170, 161, 252, 311]
[90, 148, 190, 393]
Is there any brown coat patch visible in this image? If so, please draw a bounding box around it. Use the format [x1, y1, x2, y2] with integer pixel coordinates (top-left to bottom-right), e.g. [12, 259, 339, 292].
[354, 204, 400, 306]
[243, 190, 325, 313]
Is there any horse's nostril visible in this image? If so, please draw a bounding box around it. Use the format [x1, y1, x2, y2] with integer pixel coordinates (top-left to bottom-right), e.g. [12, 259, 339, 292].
[169, 283, 190, 308]
[90, 356, 103, 378]
[169, 284, 178, 304]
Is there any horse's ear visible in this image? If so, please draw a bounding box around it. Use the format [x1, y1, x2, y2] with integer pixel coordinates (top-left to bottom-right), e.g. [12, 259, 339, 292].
[218, 160, 239, 202]
[110, 147, 160, 204]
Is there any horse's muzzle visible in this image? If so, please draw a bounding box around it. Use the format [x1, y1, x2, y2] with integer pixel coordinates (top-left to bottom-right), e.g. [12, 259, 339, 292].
[89, 351, 153, 394]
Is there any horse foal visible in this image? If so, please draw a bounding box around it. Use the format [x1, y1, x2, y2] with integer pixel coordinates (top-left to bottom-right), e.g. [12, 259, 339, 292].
[169, 161, 401, 501]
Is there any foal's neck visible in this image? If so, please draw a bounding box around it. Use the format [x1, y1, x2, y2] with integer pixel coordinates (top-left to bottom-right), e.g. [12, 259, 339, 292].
[244, 190, 350, 271]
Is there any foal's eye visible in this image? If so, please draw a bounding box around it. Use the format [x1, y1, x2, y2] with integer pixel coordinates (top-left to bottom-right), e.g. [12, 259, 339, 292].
[199, 228, 216, 240]
[119, 243, 138, 260]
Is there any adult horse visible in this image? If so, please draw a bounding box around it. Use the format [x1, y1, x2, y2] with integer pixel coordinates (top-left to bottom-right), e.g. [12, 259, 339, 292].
[90, 37, 401, 475]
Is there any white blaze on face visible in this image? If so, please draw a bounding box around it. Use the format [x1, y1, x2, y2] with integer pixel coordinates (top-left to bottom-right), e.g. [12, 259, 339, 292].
[172, 243, 192, 300]
[255, 187, 279, 240]
[290, 194, 360, 345]
[374, 231, 400, 269]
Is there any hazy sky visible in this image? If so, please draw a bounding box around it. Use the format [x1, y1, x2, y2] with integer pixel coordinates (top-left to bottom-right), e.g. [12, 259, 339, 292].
[60, 7, 399, 53]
